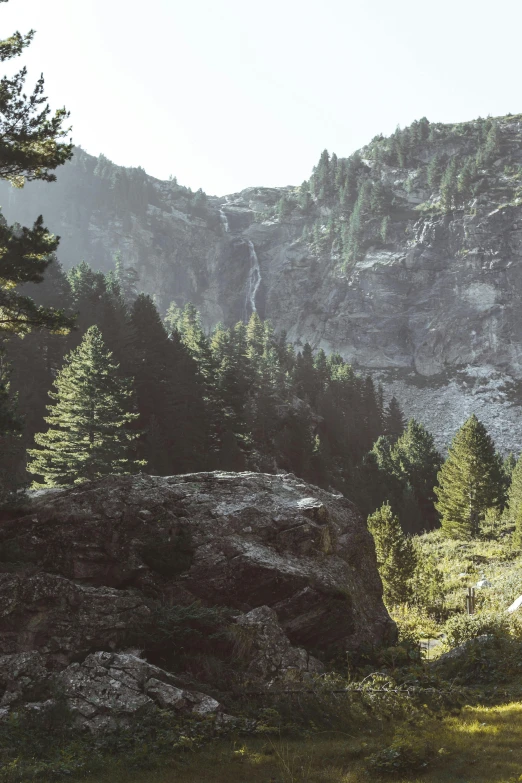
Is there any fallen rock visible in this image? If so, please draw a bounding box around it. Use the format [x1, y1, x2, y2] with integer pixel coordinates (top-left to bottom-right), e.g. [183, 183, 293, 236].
[431, 634, 497, 677]
[235, 606, 323, 682]
[56, 651, 221, 731]
[1, 472, 395, 655]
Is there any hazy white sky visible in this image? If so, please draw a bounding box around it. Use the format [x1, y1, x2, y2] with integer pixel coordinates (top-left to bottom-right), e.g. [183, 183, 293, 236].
[4, 0, 522, 195]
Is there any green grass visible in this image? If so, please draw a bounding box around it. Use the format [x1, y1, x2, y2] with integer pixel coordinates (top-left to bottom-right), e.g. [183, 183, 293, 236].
[34, 701, 522, 782]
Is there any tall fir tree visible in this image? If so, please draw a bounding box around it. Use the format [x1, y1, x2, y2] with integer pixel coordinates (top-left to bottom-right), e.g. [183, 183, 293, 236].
[166, 302, 222, 457]
[367, 502, 417, 607]
[393, 419, 443, 528]
[507, 454, 522, 545]
[127, 294, 206, 474]
[383, 396, 405, 443]
[434, 415, 504, 539]
[0, 1, 73, 335]
[27, 326, 143, 486]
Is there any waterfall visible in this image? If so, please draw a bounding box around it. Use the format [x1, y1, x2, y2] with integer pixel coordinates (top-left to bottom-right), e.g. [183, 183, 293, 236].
[245, 240, 261, 320]
[219, 208, 229, 233]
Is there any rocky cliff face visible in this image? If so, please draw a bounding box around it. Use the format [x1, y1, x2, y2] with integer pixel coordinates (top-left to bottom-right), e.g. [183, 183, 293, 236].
[4, 116, 522, 451]
[0, 471, 394, 729]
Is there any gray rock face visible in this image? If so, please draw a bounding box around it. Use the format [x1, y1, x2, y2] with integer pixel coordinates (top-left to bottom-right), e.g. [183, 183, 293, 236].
[3, 472, 394, 655]
[0, 650, 222, 731]
[5, 126, 522, 451]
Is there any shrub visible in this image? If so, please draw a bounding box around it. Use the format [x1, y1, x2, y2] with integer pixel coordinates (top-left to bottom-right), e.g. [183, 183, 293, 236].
[368, 726, 435, 775]
[443, 611, 509, 648]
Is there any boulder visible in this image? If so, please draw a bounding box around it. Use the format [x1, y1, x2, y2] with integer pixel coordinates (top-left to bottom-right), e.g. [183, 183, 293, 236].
[1, 472, 394, 655]
[57, 652, 221, 732]
[235, 606, 324, 682]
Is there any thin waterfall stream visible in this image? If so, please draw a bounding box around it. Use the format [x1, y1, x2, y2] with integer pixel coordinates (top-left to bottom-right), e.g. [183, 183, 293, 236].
[245, 240, 261, 320]
[219, 208, 229, 233]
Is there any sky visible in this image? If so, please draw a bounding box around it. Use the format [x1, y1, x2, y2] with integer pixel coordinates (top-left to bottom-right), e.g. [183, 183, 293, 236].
[3, 0, 522, 195]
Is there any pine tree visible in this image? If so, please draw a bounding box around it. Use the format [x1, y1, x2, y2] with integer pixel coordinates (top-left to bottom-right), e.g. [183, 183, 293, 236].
[507, 454, 522, 533]
[294, 343, 319, 405]
[0, 2, 73, 335]
[0, 349, 22, 501]
[126, 295, 207, 474]
[367, 502, 417, 607]
[483, 122, 501, 163]
[393, 419, 443, 528]
[435, 415, 504, 539]
[457, 157, 476, 200]
[113, 251, 139, 304]
[369, 435, 405, 511]
[210, 320, 251, 451]
[169, 302, 223, 457]
[383, 396, 405, 442]
[440, 157, 459, 210]
[427, 153, 443, 189]
[27, 326, 143, 486]
[369, 180, 390, 217]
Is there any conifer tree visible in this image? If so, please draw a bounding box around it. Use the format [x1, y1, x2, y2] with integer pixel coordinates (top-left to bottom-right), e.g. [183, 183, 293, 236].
[210, 320, 251, 451]
[367, 502, 416, 607]
[0, 350, 22, 500]
[27, 326, 143, 486]
[393, 419, 442, 527]
[507, 454, 522, 534]
[427, 153, 443, 189]
[440, 157, 459, 210]
[294, 343, 319, 405]
[0, 0, 73, 335]
[435, 415, 503, 539]
[369, 180, 389, 217]
[126, 295, 206, 474]
[113, 251, 139, 304]
[383, 396, 405, 442]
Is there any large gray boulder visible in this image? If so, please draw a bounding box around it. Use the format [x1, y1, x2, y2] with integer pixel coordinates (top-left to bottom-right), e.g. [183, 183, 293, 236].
[1, 472, 394, 655]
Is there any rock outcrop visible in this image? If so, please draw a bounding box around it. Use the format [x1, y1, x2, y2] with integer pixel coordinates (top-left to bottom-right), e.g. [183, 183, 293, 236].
[0, 471, 393, 729]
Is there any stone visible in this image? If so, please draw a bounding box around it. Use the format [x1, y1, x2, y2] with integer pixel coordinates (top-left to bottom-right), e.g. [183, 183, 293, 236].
[56, 652, 221, 731]
[0, 651, 50, 706]
[3, 472, 395, 655]
[432, 635, 497, 671]
[0, 471, 396, 730]
[235, 605, 324, 682]
[0, 572, 151, 664]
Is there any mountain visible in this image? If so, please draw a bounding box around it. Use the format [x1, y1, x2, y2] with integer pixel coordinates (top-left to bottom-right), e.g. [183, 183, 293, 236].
[2, 115, 522, 452]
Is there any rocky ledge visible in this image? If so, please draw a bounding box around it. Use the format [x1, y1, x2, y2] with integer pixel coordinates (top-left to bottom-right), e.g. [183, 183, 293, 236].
[0, 471, 394, 730]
